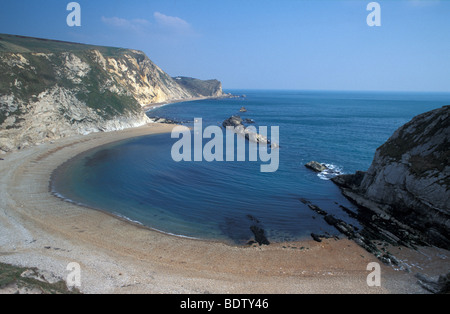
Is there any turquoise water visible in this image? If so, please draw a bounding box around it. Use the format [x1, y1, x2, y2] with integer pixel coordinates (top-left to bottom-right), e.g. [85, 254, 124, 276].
[51, 90, 450, 244]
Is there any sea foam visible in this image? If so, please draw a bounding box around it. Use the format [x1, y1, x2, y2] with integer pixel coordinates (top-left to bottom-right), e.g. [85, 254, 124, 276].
[317, 163, 344, 181]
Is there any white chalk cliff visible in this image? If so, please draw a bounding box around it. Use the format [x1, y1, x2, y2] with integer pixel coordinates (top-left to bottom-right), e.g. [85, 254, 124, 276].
[0, 34, 223, 153]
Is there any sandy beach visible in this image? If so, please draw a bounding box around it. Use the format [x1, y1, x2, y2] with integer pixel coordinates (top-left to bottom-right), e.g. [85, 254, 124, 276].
[0, 123, 446, 294]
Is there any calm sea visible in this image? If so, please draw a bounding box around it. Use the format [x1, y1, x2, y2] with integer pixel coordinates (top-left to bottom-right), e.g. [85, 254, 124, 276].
[51, 90, 450, 244]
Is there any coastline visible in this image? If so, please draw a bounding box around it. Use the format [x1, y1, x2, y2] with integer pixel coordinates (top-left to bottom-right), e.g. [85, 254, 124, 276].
[142, 94, 238, 112]
[0, 122, 442, 294]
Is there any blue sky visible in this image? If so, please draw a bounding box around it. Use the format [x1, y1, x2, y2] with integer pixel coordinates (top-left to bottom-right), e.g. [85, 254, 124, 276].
[1, 0, 449, 92]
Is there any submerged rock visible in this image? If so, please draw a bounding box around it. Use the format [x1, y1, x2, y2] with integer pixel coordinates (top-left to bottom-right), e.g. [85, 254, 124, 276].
[219, 215, 270, 246]
[250, 225, 270, 246]
[247, 214, 270, 246]
[310, 233, 323, 243]
[219, 217, 253, 245]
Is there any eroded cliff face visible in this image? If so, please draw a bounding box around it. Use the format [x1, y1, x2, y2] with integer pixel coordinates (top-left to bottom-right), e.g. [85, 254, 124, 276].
[174, 76, 224, 98]
[333, 106, 450, 249]
[0, 34, 223, 153]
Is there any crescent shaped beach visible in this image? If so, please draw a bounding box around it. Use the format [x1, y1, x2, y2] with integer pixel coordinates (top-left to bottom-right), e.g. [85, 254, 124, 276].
[1, 122, 441, 294]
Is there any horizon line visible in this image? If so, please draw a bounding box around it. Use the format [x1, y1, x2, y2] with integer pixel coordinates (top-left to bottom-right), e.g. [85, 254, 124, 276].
[3, 33, 449, 95]
[222, 88, 450, 94]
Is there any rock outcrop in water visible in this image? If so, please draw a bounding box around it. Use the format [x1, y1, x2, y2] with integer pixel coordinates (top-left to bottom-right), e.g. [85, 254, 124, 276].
[222, 115, 279, 148]
[0, 34, 223, 153]
[305, 161, 344, 180]
[305, 161, 328, 173]
[332, 106, 450, 249]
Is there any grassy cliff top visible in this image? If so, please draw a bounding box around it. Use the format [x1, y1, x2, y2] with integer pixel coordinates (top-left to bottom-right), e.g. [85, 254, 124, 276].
[0, 262, 80, 294]
[0, 34, 144, 124]
[0, 33, 129, 57]
[173, 76, 222, 97]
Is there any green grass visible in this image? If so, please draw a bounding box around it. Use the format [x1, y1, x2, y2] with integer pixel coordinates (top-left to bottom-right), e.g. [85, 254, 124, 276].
[71, 51, 142, 119]
[0, 33, 127, 57]
[0, 262, 81, 294]
[76, 89, 139, 120]
[174, 76, 221, 97]
[0, 33, 222, 130]
[0, 37, 143, 124]
[378, 107, 449, 179]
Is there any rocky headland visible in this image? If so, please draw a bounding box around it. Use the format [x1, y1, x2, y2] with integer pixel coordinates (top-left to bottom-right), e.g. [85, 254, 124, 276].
[0, 34, 223, 154]
[332, 106, 449, 250]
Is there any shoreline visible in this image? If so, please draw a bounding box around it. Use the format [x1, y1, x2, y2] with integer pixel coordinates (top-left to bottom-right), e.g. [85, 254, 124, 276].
[142, 94, 239, 112]
[0, 122, 445, 294]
